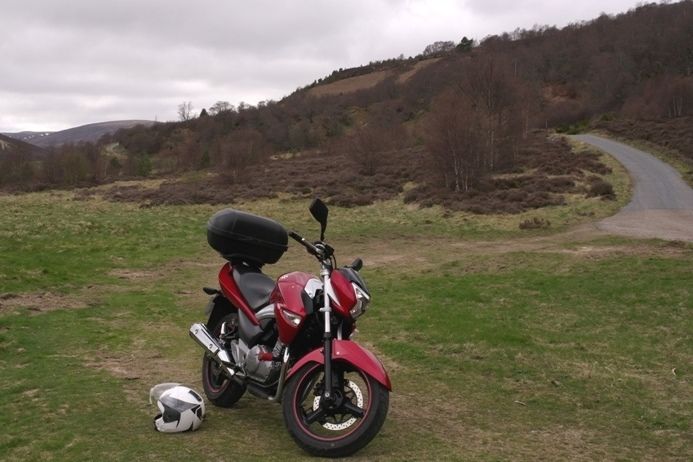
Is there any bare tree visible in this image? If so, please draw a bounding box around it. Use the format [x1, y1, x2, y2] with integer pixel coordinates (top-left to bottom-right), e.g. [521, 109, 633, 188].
[237, 101, 253, 112]
[460, 57, 524, 171]
[665, 76, 693, 118]
[0, 150, 33, 185]
[177, 101, 194, 121]
[215, 128, 270, 183]
[426, 90, 484, 192]
[347, 125, 387, 176]
[345, 122, 407, 175]
[422, 41, 456, 56]
[425, 59, 525, 193]
[208, 100, 234, 115]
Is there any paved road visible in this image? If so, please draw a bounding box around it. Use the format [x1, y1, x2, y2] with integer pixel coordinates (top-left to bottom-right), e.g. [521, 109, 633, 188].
[574, 134, 693, 242]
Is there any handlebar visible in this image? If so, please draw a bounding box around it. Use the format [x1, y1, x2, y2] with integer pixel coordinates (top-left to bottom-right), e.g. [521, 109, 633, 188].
[289, 230, 335, 261]
[289, 230, 321, 257]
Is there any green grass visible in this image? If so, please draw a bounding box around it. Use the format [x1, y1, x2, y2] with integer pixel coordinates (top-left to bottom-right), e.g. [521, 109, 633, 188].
[1, 191, 691, 461]
[377, 252, 692, 460]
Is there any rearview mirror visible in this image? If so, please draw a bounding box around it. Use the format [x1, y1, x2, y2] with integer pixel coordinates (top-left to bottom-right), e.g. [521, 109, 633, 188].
[309, 198, 328, 241]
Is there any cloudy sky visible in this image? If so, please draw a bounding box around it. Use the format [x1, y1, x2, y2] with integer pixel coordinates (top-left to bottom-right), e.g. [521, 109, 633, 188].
[1, 0, 649, 132]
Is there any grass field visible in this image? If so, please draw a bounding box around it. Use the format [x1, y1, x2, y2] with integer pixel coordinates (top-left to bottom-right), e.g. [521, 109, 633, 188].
[0, 184, 691, 461]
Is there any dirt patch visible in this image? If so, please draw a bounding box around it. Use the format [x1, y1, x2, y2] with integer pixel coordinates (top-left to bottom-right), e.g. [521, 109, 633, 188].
[397, 58, 441, 83]
[177, 261, 219, 269]
[21, 388, 41, 399]
[108, 269, 161, 280]
[81, 314, 201, 406]
[555, 245, 624, 257]
[0, 292, 87, 314]
[508, 427, 612, 461]
[364, 254, 407, 268]
[308, 70, 392, 97]
[83, 346, 198, 408]
[350, 228, 692, 275]
[85, 354, 149, 381]
[335, 236, 558, 277]
[598, 210, 693, 243]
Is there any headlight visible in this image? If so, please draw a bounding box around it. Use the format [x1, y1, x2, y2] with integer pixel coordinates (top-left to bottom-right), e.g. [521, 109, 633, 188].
[281, 308, 302, 326]
[350, 284, 370, 319]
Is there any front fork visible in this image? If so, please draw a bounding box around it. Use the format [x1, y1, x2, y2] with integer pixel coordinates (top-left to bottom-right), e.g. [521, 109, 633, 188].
[320, 265, 335, 402]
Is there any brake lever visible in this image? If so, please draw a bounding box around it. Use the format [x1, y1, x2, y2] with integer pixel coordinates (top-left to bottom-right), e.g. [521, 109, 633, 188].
[314, 242, 334, 259]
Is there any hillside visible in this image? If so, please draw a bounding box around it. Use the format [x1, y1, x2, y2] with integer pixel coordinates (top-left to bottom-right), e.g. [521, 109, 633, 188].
[0, 133, 45, 157]
[303, 57, 442, 98]
[0, 134, 47, 186]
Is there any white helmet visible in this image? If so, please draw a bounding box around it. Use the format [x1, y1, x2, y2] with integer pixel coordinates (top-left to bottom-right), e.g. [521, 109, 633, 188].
[153, 385, 206, 433]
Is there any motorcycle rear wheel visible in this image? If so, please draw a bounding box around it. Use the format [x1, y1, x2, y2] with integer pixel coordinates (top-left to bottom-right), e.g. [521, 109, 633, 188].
[201, 313, 246, 407]
[282, 362, 389, 458]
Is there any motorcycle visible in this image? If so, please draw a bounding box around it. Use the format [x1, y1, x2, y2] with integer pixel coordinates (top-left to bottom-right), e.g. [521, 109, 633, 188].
[189, 198, 390, 457]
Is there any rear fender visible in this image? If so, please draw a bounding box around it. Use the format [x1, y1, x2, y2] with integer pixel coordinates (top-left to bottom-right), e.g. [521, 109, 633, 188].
[287, 340, 392, 391]
[205, 294, 235, 328]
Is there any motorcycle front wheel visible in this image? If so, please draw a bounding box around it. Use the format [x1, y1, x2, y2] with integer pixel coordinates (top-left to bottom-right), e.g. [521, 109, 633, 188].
[282, 362, 389, 458]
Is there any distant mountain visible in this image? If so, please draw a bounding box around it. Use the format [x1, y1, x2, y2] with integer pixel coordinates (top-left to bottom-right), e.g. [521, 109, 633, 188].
[3, 120, 156, 148]
[0, 133, 46, 158]
[2, 131, 54, 143]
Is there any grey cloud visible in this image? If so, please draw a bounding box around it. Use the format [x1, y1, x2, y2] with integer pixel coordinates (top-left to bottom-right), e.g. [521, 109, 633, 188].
[5, 1, 367, 55]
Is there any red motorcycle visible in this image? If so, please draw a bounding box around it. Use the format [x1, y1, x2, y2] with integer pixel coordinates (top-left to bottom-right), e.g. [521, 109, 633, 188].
[189, 199, 390, 457]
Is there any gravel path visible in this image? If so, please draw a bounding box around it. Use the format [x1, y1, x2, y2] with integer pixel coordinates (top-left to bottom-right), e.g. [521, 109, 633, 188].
[574, 134, 693, 242]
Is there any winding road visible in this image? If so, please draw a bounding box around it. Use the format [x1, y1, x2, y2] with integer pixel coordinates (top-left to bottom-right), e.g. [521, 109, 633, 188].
[574, 134, 693, 242]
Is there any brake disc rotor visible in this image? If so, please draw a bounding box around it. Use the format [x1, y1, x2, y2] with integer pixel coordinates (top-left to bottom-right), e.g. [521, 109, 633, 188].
[312, 380, 364, 431]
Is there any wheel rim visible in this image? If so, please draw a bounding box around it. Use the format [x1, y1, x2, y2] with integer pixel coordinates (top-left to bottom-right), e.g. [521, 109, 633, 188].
[312, 380, 364, 431]
[293, 364, 372, 441]
[204, 356, 228, 392]
[204, 316, 238, 393]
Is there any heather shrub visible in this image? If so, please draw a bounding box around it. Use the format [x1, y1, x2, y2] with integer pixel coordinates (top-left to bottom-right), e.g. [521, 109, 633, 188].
[519, 217, 551, 229]
[587, 179, 615, 200]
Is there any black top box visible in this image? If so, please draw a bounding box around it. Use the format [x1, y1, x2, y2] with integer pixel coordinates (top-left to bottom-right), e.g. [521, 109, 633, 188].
[207, 209, 288, 265]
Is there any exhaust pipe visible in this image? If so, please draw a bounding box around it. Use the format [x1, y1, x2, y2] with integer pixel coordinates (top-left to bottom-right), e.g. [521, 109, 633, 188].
[189, 323, 236, 377]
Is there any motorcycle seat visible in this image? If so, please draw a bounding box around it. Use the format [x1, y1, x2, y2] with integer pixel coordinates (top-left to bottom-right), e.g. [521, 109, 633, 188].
[232, 264, 275, 311]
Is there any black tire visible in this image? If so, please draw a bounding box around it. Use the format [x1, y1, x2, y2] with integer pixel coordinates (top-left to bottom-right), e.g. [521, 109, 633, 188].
[282, 362, 389, 458]
[201, 313, 246, 407]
